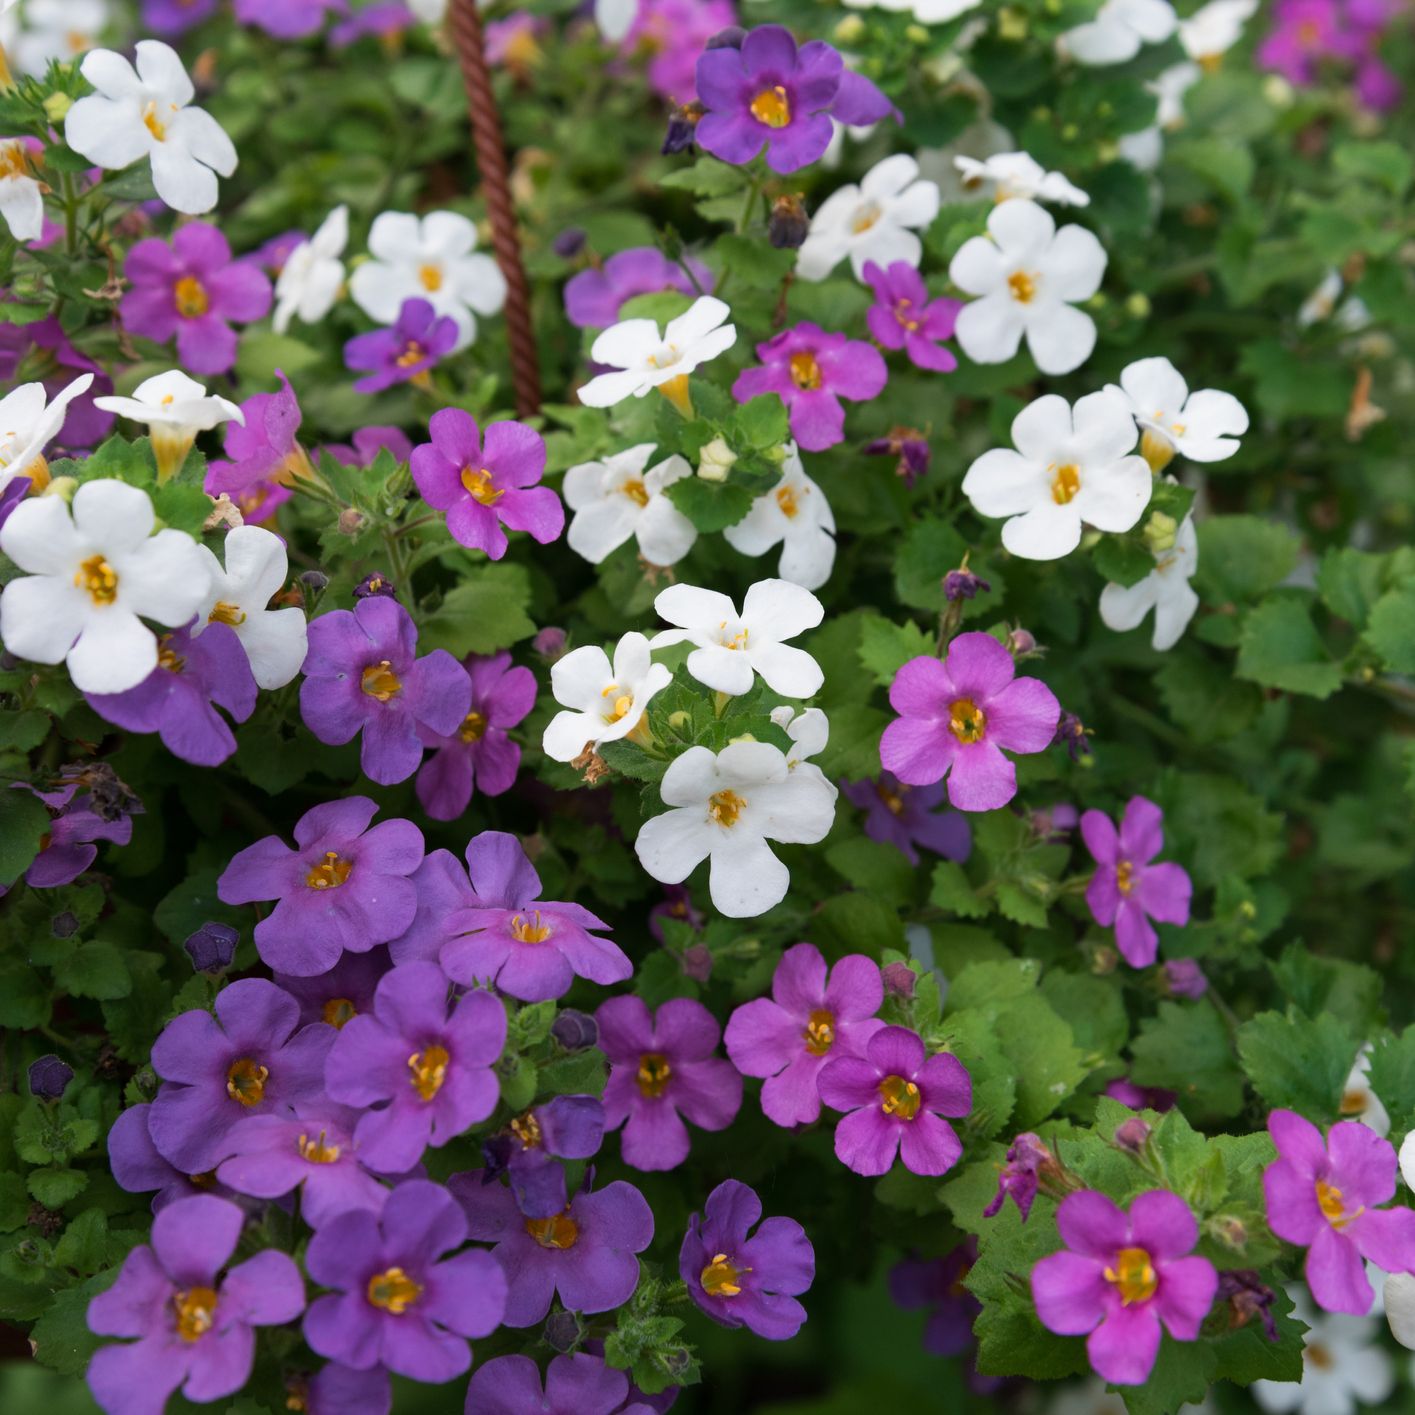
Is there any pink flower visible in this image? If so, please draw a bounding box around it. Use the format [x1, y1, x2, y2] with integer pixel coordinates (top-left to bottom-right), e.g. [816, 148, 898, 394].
[818, 1025, 970, 1177]
[863, 261, 961, 373]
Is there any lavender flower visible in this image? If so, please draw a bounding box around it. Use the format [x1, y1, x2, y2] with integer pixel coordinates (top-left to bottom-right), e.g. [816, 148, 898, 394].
[487, 1095, 606, 1219]
[1164, 958, 1208, 999]
[108, 1103, 234, 1212]
[322, 425, 413, 468]
[275, 946, 391, 1030]
[5, 778, 136, 891]
[344, 298, 458, 394]
[863, 261, 962, 373]
[563, 248, 714, 329]
[204, 371, 307, 522]
[142, 0, 221, 36]
[622, 0, 738, 103]
[840, 773, 972, 867]
[234, 0, 347, 39]
[889, 1244, 982, 1357]
[465, 1353, 649, 1414]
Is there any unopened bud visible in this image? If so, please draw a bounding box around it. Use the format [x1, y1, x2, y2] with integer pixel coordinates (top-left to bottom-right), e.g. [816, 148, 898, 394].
[768, 193, 810, 250]
[682, 944, 713, 983]
[662, 102, 704, 156]
[1113, 1117, 1151, 1153]
[43, 475, 77, 502]
[833, 15, 866, 42]
[1008, 627, 1037, 656]
[881, 961, 916, 999]
[998, 7, 1029, 39]
[185, 921, 238, 974]
[1142, 510, 1178, 552]
[697, 436, 736, 482]
[532, 626, 567, 660]
[299, 569, 329, 593]
[943, 567, 990, 602]
[28, 1055, 73, 1100]
[1213, 1215, 1249, 1250]
[337, 507, 365, 536]
[1092, 943, 1119, 975]
[551, 1009, 598, 1052]
[551, 228, 587, 260]
[51, 911, 79, 939]
[1126, 291, 1151, 319]
[543, 1309, 582, 1353]
[905, 23, 929, 43]
[1163, 959, 1208, 999]
[705, 26, 745, 49]
[45, 93, 73, 124]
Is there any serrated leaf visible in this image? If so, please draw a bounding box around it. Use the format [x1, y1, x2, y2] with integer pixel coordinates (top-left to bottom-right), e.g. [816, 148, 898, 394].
[857, 616, 934, 688]
[1237, 1009, 1356, 1121]
[1131, 1001, 1246, 1123]
[1236, 597, 1343, 699]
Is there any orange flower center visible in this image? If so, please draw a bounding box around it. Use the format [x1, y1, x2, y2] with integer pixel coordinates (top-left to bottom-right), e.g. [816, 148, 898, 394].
[459, 710, 488, 743]
[226, 1058, 268, 1107]
[879, 1074, 921, 1119]
[803, 1009, 835, 1057]
[776, 484, 799, 518]
[701, 1253, 750, 1296]
[74, 554, 118, 604]
[461, 466, 504, 505]
[174, 276, 210, 318]
[525, 1212, 580, 1249]
[947, 698, 986, 745]
[322, 996, 357, 1028]
[510, 1111, 542, 1149]
[408, 1044, 450, 1101]
[1050, 463, 1081, 505]
[367, 1266, 421, 1313]
[1008, 270, 1036, 304]
[173, 1286, 218, 1341]
[1116, 860, 1135, 895]
[361, 660, 403, 701]
[622, 478, 650, 508]
[306, 851, 353, 889]
[637, 1052, 672, 1098]
[208, 600, 246, 626]
[298, 1131, 341, 1164]
[708, 789, 745, 827]
[510, 911, 552, 943]
[750, 85, 791, 128]
[789, 351, 823, 390]
[1104, 1247, 1157, 1305]
[418, 264, 443, 292]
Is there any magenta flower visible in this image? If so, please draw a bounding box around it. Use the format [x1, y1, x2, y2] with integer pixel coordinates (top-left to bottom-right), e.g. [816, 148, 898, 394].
[1263, 1109, 1415, 1314]
[204, 371, 306, 522]
[218, 796, 425, 977]
[234, 0, 347, 38]
[724, 942, 884, 1128]
[621, 0, 737, 103]
[597, 996, 743, 1171]
[732, 322, 887, 452]
[880, 633, 1062, 812]
[344, 298, 458, 394]
[87, 1194, 305, 1415]
[303, 1179, 506, 1384]
[982, 1132, 1052, 1221]
[863, 261, 961, 373]
[322, 425, 413, 468]
[411, 409, 564, 560]
[147, 979, 334, 1174]
[818, 1025, 971, 1177]
[1081, 796, 1192, 969]
[4, 776, 135, 892]
[563, 247, 714, 329]
[414, 651, 536, 821]
[694, 25, 896, 174]
[325, 961, 506, 1173]
[438, 831, 631, 1003]
[451, 1171, 654, 1327]
[1105, 1078, 1177, 1112]
[840, 772, 972, 867]
[680, 1179, 815, 1340]
[142, 0, 221, 35]
[1031, 1190, 1219, 1386]
[299, 595, 471, 786]
[122, 222, 273, 376]
[1258, 0, 1364, 84]
[466, 1353, 650, 1415]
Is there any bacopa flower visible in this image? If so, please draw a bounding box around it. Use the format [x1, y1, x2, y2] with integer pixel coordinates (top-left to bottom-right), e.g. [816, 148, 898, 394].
[840, 773, 972, 867]
[451, 1171, 654, 1327]
[1099, 513, 1200, 652]
[1346, 1046, 1389, 1136]
[218, 796, 425, 976]
[948, 199, 1107, 376]
[954, 151, 1091, 206]
[326, 961, 506, 1173]
[0, 478, 210, 695]
[438, 829, 630, 1002]
[345, 296, 458, 393]
[563, 247, 714, 330]
[961, 392, 1152, 561]
[234, 0, 346, 39]
[0, 327, 112, 456]
[486, 1094, 606, 1219]
[275, 947, 391, 1032]
[725, 943, 885, 1128]
[1062, 0, 1178, 64]
[983, 1132, 1054, 1221]
[122, 222, 273, 376]
[1110, 356, 1250, 472]
[0, 135, 43, 241]
[1080, 796, 1192, 969]
[1263, 1109, 1415, 1314]
[862, 261, 962, 374]
[66, 41, 237, 214]
[564, 443, 697, 567]
[681, 1179, 815, 1340]
[3, 778, 135, 892]
[324, 425, 413, 469]
[304, 1179, 507, 1383]
[577, 296, 737, 410]
[94, 369, 244, 483]
[723, 444, 836, 592]
[86, 1195, 305, 1415]
[107, 1103, 225, 1212]
[466, 1353, 651, 1415]
[0, 376, 94, 491]
[621, 0, 737, 102]
[732, 322, 887, 452]
[597, 995, 743, 1171]
[889, 1244, 982, 1357]
[636, 740, 837, 917]
[203, 370, 306, 522]
[880, 633, 1061, 812]
[693, 24, 895, 175]
[542, 631, 671, 762]
[1031, 1190, 1218, 1385]
[275, 205, 349, 333]
[148, 978, 334, 1172]
[410, 408, 564, 560]
[798, 157, 941, 286]
[818, 1025, 971, 1177]
[300, 594, 472, 786]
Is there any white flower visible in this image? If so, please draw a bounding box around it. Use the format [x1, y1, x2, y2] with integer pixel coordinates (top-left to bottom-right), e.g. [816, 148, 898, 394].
[13, 0, 107, 75]
[949, 199, 1106, 375]
[954, 152, 1090, 207]
[1099, 512, 1199, 651]
[1118, 127, 1164, 172]
[842, 0, 982, 23]
[577, 297, 736, 409]
[962, 391, 1152, 560]
[1341, 1046, 1390, 1137]
[1110, 356, 1248, 470]
[1154, 63, 1202, 127]
[1386, 1272, 1415, 1350]
[796, 155, 941, 282]
[0, 479, 210, 694]
[723, 446, 836, 592]
[1179, 0, 1258, 61]
[1298, 270, 1373, 333]
[349, 210, 507, 352]
[635, 741, 837, 918]
[65, 42, 236, 216]
[1062, 0, 1178, 66]
[917, 118, 1015, 204]
[193, 526, 307, 691]
[94, 371, 244, 484]
[542, 631, 671, 763]
[273, 206, 348, 335]
[564, 444, 696, 568]
[1254, 1290, 1391, 1415]
[651, 580, 824, 698]
[595, 0, 639, 41]
[0, 137, 42, 242]
[0, 375, 95, 490]
[770, 704, 830, 774]
[409, 0, 448, 21]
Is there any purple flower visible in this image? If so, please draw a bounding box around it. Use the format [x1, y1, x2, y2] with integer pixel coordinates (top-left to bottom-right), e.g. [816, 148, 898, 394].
[85, 623, 256, 768]
[732, 322, 887, 452]
[1031, 1190, 1218, 1386]
[353, 571, 397, 600]
[1164, 958, 1208, 999]
[344, 298, 458, 394]
[438, 830, 631, 1003]
[1105, 1078, 1176, 1112]
[108, 1103, 240, 1211]
[1032, 802, 1079, 840]
[450, 1171, 654, 1327]
[1258, 0, 1363, 85]
[694, 25, 896, 174]
[122, 223, 273, 377]
[680, 1179, 814, 1340]
[818, 1025, 971, 1178]
[276, 946, 391, 1030]
[204, 371, 307, 522]
[331, 3, 414, 48]
[563, 248, 714, 329]
[7, 778, 135, 890]
[322, 425, 414, 468]
[291, 1362, 392, 1415]
[1355, 54, 1402, 111]
[1263, 1109, 1415, 1314]
[982, 1132, 1052, 1221]
[596, 996, 743, 1171]
[219, 797, 425, 976]
[242, 230, 308, 278]
[881, 633, 1062, 813]
[1081, 796, 1192, 969]
[147, 979, 334, 1174]
[87, 1194, 305, 1415]
[488, 1095, 607, 1219]
[466, 1353, 651, 1415]
[889, 1243, 980, 1356]
[410, 408, 564, 560]
[303, 1179, 506, 1383]
[234, 0, 347, 38]
[299, 595, 471, 786]
[862, 429, 930, 486]
[142, 0, 221, 35]
[840, 772, 972, 867]
[724, 943, 884, 1128]
[622, 0, 738, 104]
[0, 317, 114, 447]
[648, 884, 704, 943]
[863, 261, 961, 373]
[325, 961, 506, 1173]
[185, 921, 239, 974]
[414, 651, 535, 821]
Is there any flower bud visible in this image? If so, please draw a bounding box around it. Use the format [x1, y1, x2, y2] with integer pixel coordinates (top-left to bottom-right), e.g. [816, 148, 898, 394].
[1217, 1270, 1278, 1341]
[551, 228, 587, 260]
[881, 961, 916, 999]
[51, 911, 79, 939]
[1091, 943, 1119, 975]
[1163, 959, 1208, 999]
[28, 1055, 73, 1100]
[1126, 291, 1151, 319]
[1212, 1215, 1249, 1250]
[337, 507, 365, 537]
[543, 1309, 582, 1353]
[943, 567, 990, 602]
[532, 626, 567, 660]
[1008, 627, 1037, 656]
[998, 6, 1029, 39]
[551, 1009, 598, 1052]
[1142, 510, 1178, 553]
[662, 102, 704, 156]
[1054, 711, 1092, 763]
[833, 14, 866, 42]
[299, 569, 329, 593]
[682, 944, 713, 983]
[43, 475, 77, 502]
[43, 93, 74, 124]
[184, 921, 238, 974]
[353, 571, 397, 600]
[768, 193, 810, 250]
[697, 436, 737, 482]
[1113, 1117, 1151, 1154]
[905, 23, 929, 43]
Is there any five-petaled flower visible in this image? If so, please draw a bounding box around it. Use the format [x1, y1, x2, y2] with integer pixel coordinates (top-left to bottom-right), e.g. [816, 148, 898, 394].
[863, 261, 962, 373]
[577, 296, 737, 411]
[1099, 513, 1201, 652]
[797, 154, 941, 282]
[724, 445, 837, 591]
[564, 443, 697, 567]
[1109, 355, 1250, 473]
[543, 630, 671, 764]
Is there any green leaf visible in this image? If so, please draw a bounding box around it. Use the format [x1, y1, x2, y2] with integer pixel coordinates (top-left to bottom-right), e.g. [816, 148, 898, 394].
[1093, 534, 1156, 589]
[857, 616, 934, 688]
[825, 839, 916, 900]
[1194, 516, 1299, 603]
[663, 475, 753, 533]
[1236, 597, 1343, 699]
[0, 709, 49, 753]
[0, 303, 52, 325]
[995, 993, 1088, 1128]
[659, 159, 749, 197]
[1333, 140, 1412, 196]
[26, 1167, 88, 1209]
[28, 1272, 112, 1376]
[1239, 340, 1349, 422]
[1366, 1027, 1415, 1133]
[1269, 943, 1381, 1035]
[1170, 138, 1253, 201]
[715, 234, 794, 289]
[1155, 655, 1262, 742]
[1237, 1008, 1356, 1121]
[538, 1049, 608, 1099]
[1316, 547, 1386, 627]
[0, 786, 50, 888]
[1130, 1001, 1246, 1123]
[1363, 584, 1415, 674]
[52, 942, 132, 1001]
[929, 860, 991, 920]
[498, 1054, 537, 1113]
[0, 959, 50, 1028]
[418, 566, 537, 656]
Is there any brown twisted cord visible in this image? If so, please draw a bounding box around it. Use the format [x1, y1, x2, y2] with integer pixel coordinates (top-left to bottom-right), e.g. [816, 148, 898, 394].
[448, 0, 542, 417]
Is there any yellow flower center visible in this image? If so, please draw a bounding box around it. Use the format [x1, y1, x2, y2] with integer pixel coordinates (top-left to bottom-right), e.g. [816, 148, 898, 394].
[776, 484, 799, 519]
[600, 682, 635, 724]
[876, 781, 909, 815]
[525, 1212, 580, 1249]
[306, 851, 353, 889]
[174, 276, 210, 318]
[419, 264, 443, 293]
[879, 1074, 921, 1120]
[226, 1058, 269, 1107]
[851, 202, 882, 234]
[75, 554, 119, 605]
[1050, 463, 1081, 505]
[367, 1266, 422, 1313]
[947, 698, 986, 745]
[510, 1111, 542, 1149]
[804, 1009, 836, 1057]
[510, 911, 552, 944]
[408, 1044, 450, 1102]
[142, 100, 170, 143]
[701, 1253, 750, 1297]
[395, 341, 426, 368]
[298, 1131, 341, 1164]
[1339, 1088, 1366, 1116]
[157, 639, 185, 673]
[0, 142, 30, 181]
[459, 710, 488, 743]
[789, 351, 823, 390]
[322, 996, 357, 1028]
[637, 1052, 672, 1098]
[1103, 1246, 1158, 1305]
[1008, 270, 1037, 304]
[361, 660, 403, 701]
[173, 1286, 218, 1341]
[1116, 860, 1135, 895]
[708, 789, 746, 828]
[461, 465, 504, 505]
[750, 85, 791, 128]
[622, 478, 650, 508]
[1315, 1179, 1362, 1228]
[208, 600, 246, 626]
[1306, 1341, 1333, 1370]
[893, 299, 920, 331]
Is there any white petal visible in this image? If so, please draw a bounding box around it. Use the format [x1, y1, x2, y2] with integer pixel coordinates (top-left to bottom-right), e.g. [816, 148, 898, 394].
[753, 769, 838, 843]
[659, 745, 720, 807]
[635, 497, 697, 567]
[664, 296, 730, 347]
[885, 179, 941, 230]
[860, 154, 920, 202]
[0, 575, 88, 666]
[72, 479, 155, 552]
[1065, 16, 1143, 63]
[543, 709, 599, 763]
[954, 294, 1026, 364]
[1385, 1270, 1415, 1350]
[63, 94, 150, 171]
[1072, 455, 1153, 534]
[685, 644, 756, 696]
[568, 498, 638, 564]
[67, 608, 158, 694]
[150, 142, 219, 215]
[1120, 0, 1179, 43]
[1024, 301, 1097, 376]
[589, 318, 660, 370]
[741, 579, 823, 640]
[963, 448, 1046, 518]
[794, 229, 850, 282]
[636, 807, 713, 885]
[168, 107, 236, 178]
[948, 234, 1005, 296]
[114, 530, 210, 625]
[1001, 501, 1083, 560]
[451, 253, 508, 316]
[577, 368, 647, 408]
[655, 583, 736, 631]
[1038, 224, 1107, 301]
[1072, 388, 1139, 463]
[848, 223, 921, 278]
[134, 40, 194, 105]
[1150, 580, 1199, 650]
[550, 644, 613, 713]
[1120, 356, 1189, 419]
[1099, 575, 1160, 634]
[723, 494, 786, 557]
[222, 525, 289, 604]
[777, 523, 835, 591]
[748, 641, 823, 698]
[238, 608, 308, 691]
[367, 212, 423, 261]
[79, 48, 141, 99]
[1181, 387, 1249, 441]
[0, 176, 43, 241]
[422, 210, 477, 259]
[987, 196, 1056, 259]
[708, 832, 789, 918]
[1010, 393, 1075, 461]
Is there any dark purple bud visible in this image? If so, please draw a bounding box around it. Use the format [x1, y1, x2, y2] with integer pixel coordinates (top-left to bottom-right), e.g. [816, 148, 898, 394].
[705, 25, 746, 49]
[28, 1055, 74, 1100]
[480, 1133, 514, 1177]
[184, 921, 238, 974]
[532, 626, 567, 660]
[881, 961, 916, 999]
[1163, 959, 1208, 999]
[662, 102, 703, 156]
[0, 652, 18, 671]
[768, 193, 810, 250]
[1217, 1270, 1278, 1342]
[543, 1309, 582, 1353]
[943, 567, 990, 602]
[862, 430, 930, 486]
[299, 569, 329, 593]
[551, 1009, 598, 1052]
[681, 944, 713, 983]
[1113, 1117, 1151, 1153]
[51, 911, 79, 939]
[1054, 711, 1092, 762]
[353, 571, 397, 600]
[551, 227, 587, 259]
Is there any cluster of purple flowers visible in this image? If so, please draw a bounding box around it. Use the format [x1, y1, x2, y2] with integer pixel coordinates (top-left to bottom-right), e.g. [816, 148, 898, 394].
[1258, 0, 1403, 110]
